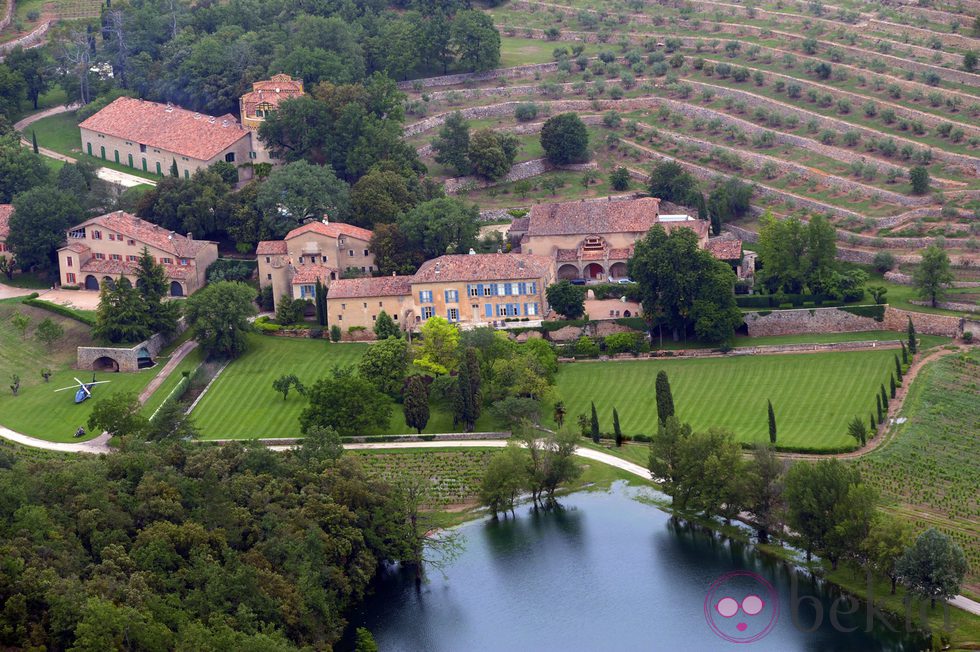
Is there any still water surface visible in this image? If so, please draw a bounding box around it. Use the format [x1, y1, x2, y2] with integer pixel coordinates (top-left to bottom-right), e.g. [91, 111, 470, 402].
[352, 483, 928, 651]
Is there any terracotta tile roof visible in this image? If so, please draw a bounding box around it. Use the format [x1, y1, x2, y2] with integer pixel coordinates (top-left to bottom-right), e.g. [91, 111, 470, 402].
[527, 198, 661, 237]
[256, 240, 287, 255]
[68, 211, 212, 258]
[79, 258, 192, 280]
[328, 275, 414, 299]
[78, 97, 250, 161]
[556, 249, 578, 262]
[0, 204, 12, 240]
[65, 243, 90, 253]
[707, 239, 743, 260]
[289, 264, 336, 285]
[509, 216, 529, 233]
[413, 253, 553, 283]
[240, 75, 305, 117]
[608, 247, 633, 259]
[284, 221, 374, 243]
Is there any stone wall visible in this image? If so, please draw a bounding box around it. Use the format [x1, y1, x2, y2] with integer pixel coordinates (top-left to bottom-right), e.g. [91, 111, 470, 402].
[911, 300, 980, 313]
[444, 158, 596, 194]
[77, 331, 172, 373]
[0, 20, 50, 55]
[744, 306, 882, 336]
[396, 61, 561, 90]
[0, 0, 13, 31]
[881, 306, 962, 336]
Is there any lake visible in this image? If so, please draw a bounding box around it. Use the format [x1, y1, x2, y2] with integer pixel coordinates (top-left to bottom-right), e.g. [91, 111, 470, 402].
[351, 482, 928, 651]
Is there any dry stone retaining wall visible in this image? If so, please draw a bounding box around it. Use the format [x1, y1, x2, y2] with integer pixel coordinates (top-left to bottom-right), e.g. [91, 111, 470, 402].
[0, 20, 50, 55]
[744, 306, 882, 336]
[443, 158, 596, 194]
[910, 300, 980, 313]
[0, 0, 13, 31]
[882, 306, 962, 336]
[397, 61, 561, 90]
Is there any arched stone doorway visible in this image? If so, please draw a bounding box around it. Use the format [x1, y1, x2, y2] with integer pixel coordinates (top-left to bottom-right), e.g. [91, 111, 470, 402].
[558, 264, 580, 280]
[170, 281, 184, 297]
[136, 347, 155, 369]
[609, 262, 628, 279]
[84, 275, 99, 291]
[93, 356, 120, 372]
[584, 262, 605, 280]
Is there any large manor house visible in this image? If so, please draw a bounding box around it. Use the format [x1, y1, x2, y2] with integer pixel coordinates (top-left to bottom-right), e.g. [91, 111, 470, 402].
[60, 74, 741, 328]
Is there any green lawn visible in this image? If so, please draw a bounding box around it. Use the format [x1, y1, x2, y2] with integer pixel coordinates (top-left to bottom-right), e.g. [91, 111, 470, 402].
[142, 346, 205, 418]
[644, 330, 950, 350]
[554, 350, 899, 450]
[497, 36, 593, 67]
[192, 334, 499, 440]
[0, 299, 171, 442]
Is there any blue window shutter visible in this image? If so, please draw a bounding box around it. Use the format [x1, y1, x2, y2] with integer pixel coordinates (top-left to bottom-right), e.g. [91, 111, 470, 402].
[519, 282, 526, 295]
[529, 282, 536, 294]
[477, 283, 483, 295]
[444, 290, 449, 302]
[485, 304, 492, 317]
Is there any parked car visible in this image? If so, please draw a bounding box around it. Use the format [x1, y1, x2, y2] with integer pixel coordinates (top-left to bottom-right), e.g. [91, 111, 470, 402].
[615, 277, 633, 284]
[570, 278, 587, 285]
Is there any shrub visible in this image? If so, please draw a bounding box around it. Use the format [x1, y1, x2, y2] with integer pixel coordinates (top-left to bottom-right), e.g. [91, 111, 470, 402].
[872, 251, 896, 273]
[514, 103, 539, 122]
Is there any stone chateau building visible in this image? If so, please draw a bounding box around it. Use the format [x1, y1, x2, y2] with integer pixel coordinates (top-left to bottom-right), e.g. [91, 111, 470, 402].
[257, 220, 376, 309]
[57, 211, 218, 296]
[327, 253, 556, 331]
[239, 74, 305, 165]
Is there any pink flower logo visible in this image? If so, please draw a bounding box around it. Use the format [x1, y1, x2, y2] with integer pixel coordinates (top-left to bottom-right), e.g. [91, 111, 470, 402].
[704, 571, 779, 643]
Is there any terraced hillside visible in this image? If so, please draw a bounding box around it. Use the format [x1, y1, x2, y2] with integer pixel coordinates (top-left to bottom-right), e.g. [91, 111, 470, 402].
[402, 0, 980, 280]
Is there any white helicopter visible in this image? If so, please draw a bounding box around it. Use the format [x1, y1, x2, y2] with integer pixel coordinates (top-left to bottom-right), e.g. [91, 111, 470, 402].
[54, 375, 112, 404]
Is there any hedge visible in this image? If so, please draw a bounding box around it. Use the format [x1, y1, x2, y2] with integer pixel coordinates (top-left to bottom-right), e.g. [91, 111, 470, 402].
[22, 298, 96, 326]
[614, 316, 648, 331]
[589, 282, 640, 302]
[838, 305, 885, 321]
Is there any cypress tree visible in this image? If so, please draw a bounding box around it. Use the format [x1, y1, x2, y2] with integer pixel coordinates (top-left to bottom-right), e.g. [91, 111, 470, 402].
[907, 317, 917, 355]
[453, 347, 482, 432]
[890, 374, 896, 399]
[880, 384, 889, 410]
[901, 341, 908, 365]
[170, 157, 179, 177]
[767, 399, 777, 444]
[613, 408, 622, 447]
[590, 402, 600, 444]
[870, 413, 876, 433]
[314, 279, 327, 326]
[403, 376, 430, 434]
[655, 370, 675, 424]
[876, 394, 883, 423]
[31, 131, 38, 154]
[894, 354, 903, 382]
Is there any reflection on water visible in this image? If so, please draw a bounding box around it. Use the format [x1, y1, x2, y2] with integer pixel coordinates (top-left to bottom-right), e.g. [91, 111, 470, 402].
[348, 483, 928, 652]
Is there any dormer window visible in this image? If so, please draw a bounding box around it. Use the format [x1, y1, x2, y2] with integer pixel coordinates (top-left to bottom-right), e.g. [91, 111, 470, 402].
[69, 228, 86, 239]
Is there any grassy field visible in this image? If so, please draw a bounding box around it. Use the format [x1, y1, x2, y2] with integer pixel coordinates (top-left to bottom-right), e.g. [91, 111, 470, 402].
[554, 350, 899, 450]
[496, 36, 594, 67]
[645, 330, 951, 351]
[0, 299, 167, 442]
[192, 334, 499, 439]
[851, 349, 980, 596]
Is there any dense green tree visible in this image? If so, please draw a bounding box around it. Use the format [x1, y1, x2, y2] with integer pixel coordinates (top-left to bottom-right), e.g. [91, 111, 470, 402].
[349, 167, 423, 227]
[609, 166, 631, 191]
[450, 11, 501, 72]
[300, 366, 391, 437]
[453, 347, 482, 431]
[87, 391, 148, 439]
[272, 374, 305, 400]
[373, 310, 400, 339]
[136, 247, 180, 336]
[256, 161, 351, 237]
[545, 280, 585, 319]
[34, 317, 64, 347]
[7, 187, 81, 273]
[745, 444, 785, 543]
[315, 279, 328, 326]
[397, 197, 480, 259]
[590, 401, 600, 443]
[358, 336, 409, 397]
[964, 50, 978, 73]
[0, 64, 26, 117]
[707, 178, 753, 235]
[432, 111, 471, 176]
[909, 166, 930, 195]
[767, 399, 777, 444]
[897, 528, 969, 608]
[880, 383, 889, 410]
[295, 425, 344, 464]
[354, 628, 380, 652]
[647, 161, 699, 204]
[467, 129, 519, 180]
[403, 375, 431, 434]
[480, 443, 527, 518]
[895, 354, 903, 383]
[94, 277, 155, 344]
[629, 225, 741, 343]
[185, 281, 257, 358]
[416, 315, 460, 375]
[862, 515, 912, 594]
[913, 245, 954, 308]
[136, 170, 232, 239]
[370, 223, 425, 276]
[784, 459, 866, 565]
[648, 416, 691, 502]
[847, 415, 868, 447]
[755, 211, 850, 296]
[540, 113, 590, 164]
[655, 370, 675, 424]
[907, 317, 917, 355]
[145, 399, 200, 441]
[613, 407, 623, 447]
[673, 427, 746, 519]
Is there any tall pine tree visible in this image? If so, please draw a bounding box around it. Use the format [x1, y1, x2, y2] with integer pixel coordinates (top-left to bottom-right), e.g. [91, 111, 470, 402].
[590, 402, 600, 444]
[880, 384, 889, 410]
[894, 354, 903, 382]
[613, 408, 623, 447]
[767, 399, 777, 444]
[907, 317, 917, 355]
[655, 370, 675, 424]
[314, 279, 327, 326]
[453, 347, 481, 432]
[403, 376, 430, 434]
[136, 247, 179, 336]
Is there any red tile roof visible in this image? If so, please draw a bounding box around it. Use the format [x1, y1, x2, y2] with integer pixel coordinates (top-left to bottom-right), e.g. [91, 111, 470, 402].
[67, 211, 212, 258]
[289, 264, 336, 285]
[414, 253, 553, 283]
[0, 204, 12, 240]
[256, 240, 287, 255]
[284, 221, 374, 243]
[706, 239, 743, 261]
[65, 243, 90, 253]
[240, 75, 305, 118]
[78, 97, 250, 161]
[328, 275, 414, 299]
[526, 198, 661, 237]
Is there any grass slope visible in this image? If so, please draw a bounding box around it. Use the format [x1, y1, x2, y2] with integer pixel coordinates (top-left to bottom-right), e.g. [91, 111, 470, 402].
[0, 300, 165, 441]
[852, 349, 980, 595]
[192, 334, 498, 440]
[554, 350, 898, 450]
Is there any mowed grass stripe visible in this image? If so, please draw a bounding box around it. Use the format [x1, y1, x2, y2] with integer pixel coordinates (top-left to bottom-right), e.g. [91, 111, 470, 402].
[554, 350, 897, 450]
